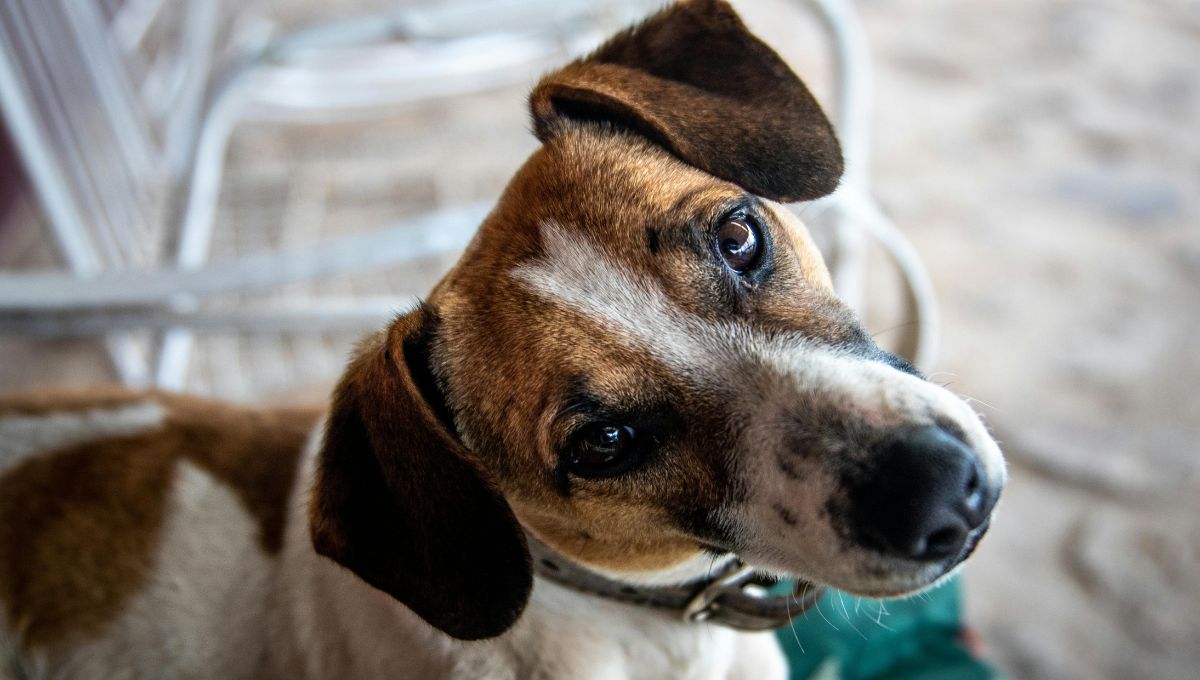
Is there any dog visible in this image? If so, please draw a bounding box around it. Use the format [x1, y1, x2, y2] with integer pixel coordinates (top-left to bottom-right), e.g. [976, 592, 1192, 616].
[0, 2, 1005, 678]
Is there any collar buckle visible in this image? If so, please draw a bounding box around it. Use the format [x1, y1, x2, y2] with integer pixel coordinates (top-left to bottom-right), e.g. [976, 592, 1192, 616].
[681, 561, 757, 623]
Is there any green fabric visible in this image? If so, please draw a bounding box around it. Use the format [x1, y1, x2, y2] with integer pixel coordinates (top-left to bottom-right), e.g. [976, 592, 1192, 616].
[774, 577, 999, 680]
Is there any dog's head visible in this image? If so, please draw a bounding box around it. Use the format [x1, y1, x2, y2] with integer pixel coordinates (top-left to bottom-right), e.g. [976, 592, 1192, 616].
[309, 0, 1005, 641]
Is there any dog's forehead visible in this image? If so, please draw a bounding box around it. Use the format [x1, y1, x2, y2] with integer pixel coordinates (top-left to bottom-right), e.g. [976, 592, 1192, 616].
[482, 128, 833, 286]
[546, 132, 733, 235]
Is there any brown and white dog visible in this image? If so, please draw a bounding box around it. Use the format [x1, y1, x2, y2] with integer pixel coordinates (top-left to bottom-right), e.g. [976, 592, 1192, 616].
[0, 2, 1004, 678]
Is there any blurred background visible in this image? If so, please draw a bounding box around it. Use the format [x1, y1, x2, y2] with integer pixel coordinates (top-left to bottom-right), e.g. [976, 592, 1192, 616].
[0, 1, 1196, 678]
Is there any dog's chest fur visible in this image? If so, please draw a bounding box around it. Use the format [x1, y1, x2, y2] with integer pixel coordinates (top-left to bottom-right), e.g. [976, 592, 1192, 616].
[449, 581, 783, 680]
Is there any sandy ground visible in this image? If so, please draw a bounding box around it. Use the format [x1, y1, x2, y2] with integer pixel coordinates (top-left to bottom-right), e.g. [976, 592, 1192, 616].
[1, 1, 1197, 678]
[857, 2, 1200, 678]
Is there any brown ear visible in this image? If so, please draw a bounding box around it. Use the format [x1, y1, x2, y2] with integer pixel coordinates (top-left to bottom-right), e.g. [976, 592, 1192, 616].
[529, 0, 843, 202]
[309, 305, 532, 640]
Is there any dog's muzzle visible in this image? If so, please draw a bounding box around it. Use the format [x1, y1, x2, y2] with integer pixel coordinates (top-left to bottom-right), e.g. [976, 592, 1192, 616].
[527, 534, 825, 630]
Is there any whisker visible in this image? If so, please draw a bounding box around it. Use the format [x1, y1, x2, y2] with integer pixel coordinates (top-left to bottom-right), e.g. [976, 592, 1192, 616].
[836, 591, 868, 641]
[867, 600, 895, 632]
[924, 371, 958, 382]
[869, 320, 918, 339]
[961, 394, 1001, 413]
[813, 594, 840, 632]
[785, 583, 806, 654]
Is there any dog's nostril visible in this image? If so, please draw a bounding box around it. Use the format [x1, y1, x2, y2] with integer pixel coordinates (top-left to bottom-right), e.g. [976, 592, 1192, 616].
[917, 523, 968, 561]
[965, 466, 980, 495]
[963, 466, 982, 510]
[961, 459, 993, 525]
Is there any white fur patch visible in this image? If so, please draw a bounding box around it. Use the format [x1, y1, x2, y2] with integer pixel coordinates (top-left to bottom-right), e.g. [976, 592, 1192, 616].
[42, 461, 274, 679]
[512, 220, 718, 377]
[0, 401, 166, 476]
[455, 577, 782, 680]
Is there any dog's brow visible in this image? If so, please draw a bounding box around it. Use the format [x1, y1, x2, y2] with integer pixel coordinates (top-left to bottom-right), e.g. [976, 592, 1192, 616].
[668, 186, 727, 217]
[512, 221, 711, 375]
[510, 221, 822, 381]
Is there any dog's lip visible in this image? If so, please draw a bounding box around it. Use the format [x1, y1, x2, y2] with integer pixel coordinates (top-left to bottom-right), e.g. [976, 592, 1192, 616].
[748, 518, 994, 601]
[749, 570, 819, 591]
[841, 525, 991, 599]
[802, 534, 987, 600]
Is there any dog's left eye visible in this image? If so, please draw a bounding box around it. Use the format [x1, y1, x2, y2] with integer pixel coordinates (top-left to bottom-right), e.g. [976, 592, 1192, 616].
[569, 423, 639, 477]
[717, 215, 761, 273]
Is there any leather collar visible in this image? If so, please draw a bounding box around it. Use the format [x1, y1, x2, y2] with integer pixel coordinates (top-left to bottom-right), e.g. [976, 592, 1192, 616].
[526, 533, 826, 631]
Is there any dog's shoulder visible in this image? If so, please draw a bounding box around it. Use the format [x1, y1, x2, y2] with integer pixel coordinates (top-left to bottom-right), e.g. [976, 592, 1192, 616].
[0, 388, 320, 656]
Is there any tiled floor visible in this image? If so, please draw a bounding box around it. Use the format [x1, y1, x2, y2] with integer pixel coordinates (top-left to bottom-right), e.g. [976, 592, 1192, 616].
[2, 1, 1198, 678]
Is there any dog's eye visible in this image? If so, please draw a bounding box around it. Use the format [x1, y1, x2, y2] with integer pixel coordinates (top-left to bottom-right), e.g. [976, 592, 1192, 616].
[717, 215, 761, 273]
[570, 424, 639, 477]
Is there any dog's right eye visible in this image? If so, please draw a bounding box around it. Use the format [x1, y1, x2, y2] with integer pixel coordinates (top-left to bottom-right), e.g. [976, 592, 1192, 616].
[717, 215, 762, 273]
[569, 423, 640, 478]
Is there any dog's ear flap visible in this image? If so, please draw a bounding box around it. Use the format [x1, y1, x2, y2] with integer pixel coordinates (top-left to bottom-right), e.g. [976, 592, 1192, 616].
[529, 0, 842, 202]
[309, 305, 532, 641]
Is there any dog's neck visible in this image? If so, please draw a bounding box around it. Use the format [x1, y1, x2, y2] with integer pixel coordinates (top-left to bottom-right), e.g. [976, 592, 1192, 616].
[273, 431, 781, 679]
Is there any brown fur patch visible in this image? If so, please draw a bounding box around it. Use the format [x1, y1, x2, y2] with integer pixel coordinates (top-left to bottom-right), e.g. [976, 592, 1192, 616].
[0, 390, 319, 648]
[513, 500, 707, 573]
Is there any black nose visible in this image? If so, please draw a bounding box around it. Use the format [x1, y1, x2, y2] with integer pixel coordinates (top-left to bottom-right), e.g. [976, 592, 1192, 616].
[849, 425, 997, 562]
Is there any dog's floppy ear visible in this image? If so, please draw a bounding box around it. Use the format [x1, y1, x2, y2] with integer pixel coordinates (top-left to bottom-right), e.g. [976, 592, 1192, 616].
[309, 305, 532, 640]
[530, 0, 842, 202]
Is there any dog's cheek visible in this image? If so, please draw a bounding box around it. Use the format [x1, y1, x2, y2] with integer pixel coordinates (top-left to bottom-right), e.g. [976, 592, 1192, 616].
[718, 407, 877, 584]
[718, 446, 845, 573]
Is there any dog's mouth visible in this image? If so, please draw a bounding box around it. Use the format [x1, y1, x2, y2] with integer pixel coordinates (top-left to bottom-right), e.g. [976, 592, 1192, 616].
[832, 519, 994, 600]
